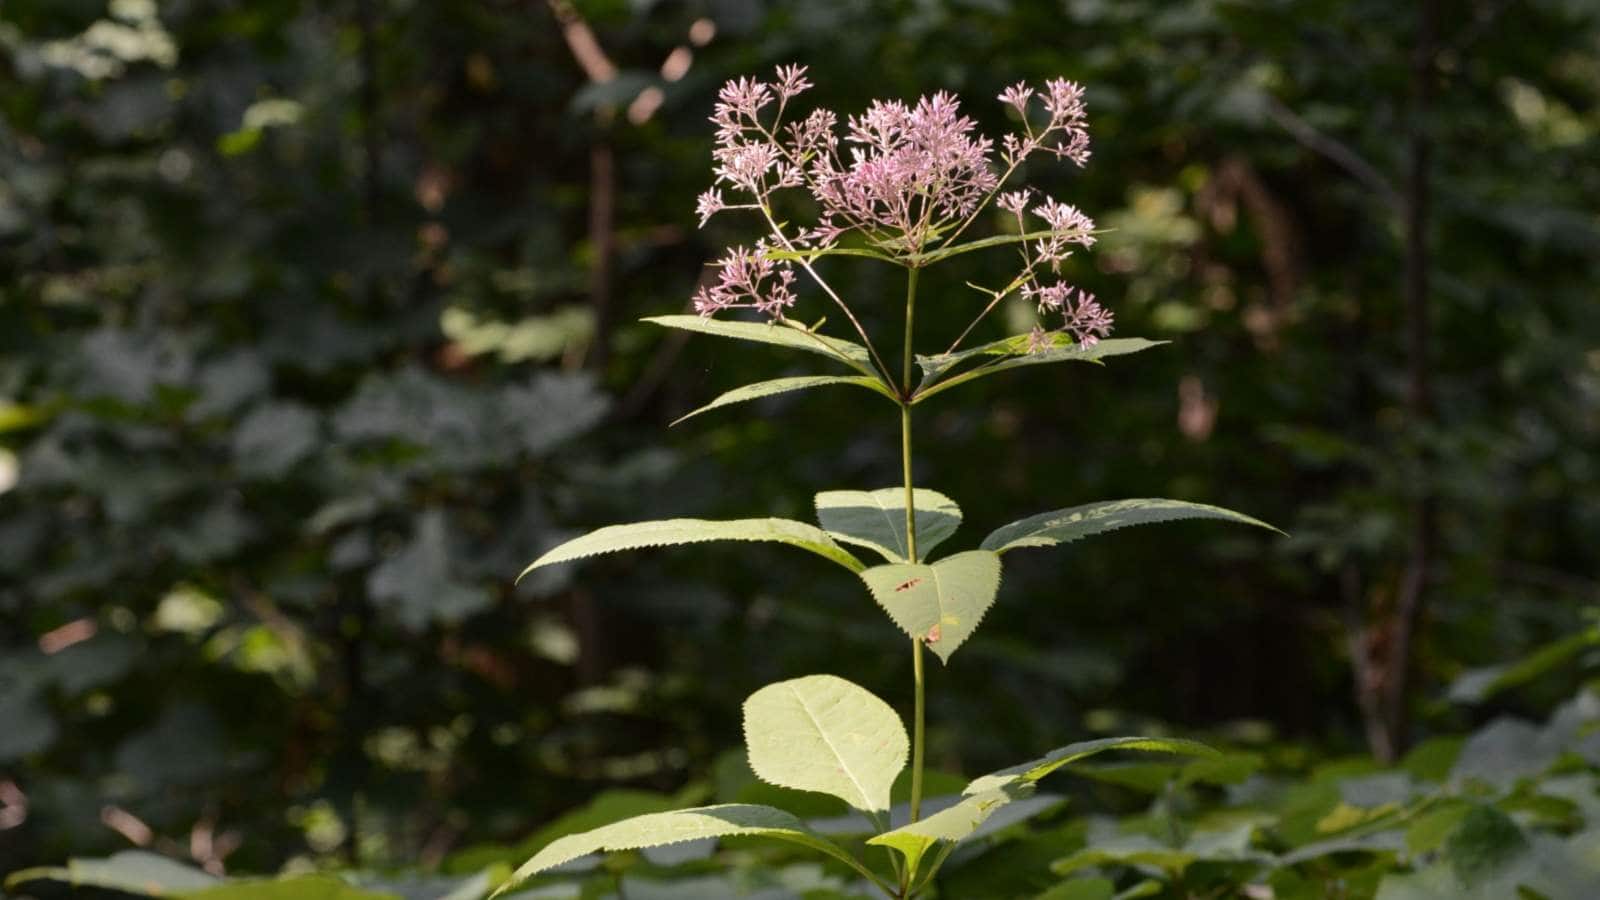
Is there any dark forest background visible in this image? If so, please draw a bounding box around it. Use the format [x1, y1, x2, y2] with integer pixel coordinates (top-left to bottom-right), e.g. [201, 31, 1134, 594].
[2, 0, 1597, 886]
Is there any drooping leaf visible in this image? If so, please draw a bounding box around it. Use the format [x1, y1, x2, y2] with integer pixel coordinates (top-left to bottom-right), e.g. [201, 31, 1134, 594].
[742, 674, 908, 815]
[643, 315, 876, 374]
[493, 804, 866, 898]
[518, 518, 865, 580]
[858, 550, 1003, 663]
[814, 488, 962, 562]
[1446, 627, 1600, 705]
[867, 781, 1035, 877]
[3, 850, 221, 896]
[672, 375, 895, 425]
[964, 736, 1221, 795]
[913, 338, 1164, 403]
[980, 498, 1279, 554]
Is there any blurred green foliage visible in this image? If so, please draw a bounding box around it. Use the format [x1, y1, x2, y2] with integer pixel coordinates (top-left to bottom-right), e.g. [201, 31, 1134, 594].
[2, 0, 1598, 896]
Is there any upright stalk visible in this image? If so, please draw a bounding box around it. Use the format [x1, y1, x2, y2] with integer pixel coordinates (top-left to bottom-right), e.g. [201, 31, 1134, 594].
[901, 267, 925, 830]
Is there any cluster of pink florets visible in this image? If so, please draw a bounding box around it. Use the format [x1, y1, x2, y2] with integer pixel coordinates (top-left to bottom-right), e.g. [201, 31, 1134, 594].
[692, 65, 1111, 349]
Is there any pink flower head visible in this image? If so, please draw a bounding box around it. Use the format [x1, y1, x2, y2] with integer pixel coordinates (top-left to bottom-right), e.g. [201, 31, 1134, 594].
[1029, 197, 1096, 269]
[998, 81, 1034, 115]
[717, 77, 773, 119]
[692, 244, 797, 318]
[695, 189, 726, 227]
[809, 91, 998, 251]
[774, 64, 813, 100]
[997, 189, 1031, 215]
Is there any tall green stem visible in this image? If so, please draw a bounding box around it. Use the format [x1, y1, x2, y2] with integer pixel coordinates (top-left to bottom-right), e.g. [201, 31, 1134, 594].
[901, 267, 925, 832]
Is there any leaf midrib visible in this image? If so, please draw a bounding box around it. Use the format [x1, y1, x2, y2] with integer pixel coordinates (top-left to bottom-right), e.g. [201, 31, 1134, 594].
[787, 683, 874, 811]
[867, 492, 908, 559]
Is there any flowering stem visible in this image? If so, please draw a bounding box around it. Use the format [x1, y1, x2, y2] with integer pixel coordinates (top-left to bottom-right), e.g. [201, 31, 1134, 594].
[758, 205, 897, 384]
[945, 270, 1031, 355]
[901, 267, 926, 838]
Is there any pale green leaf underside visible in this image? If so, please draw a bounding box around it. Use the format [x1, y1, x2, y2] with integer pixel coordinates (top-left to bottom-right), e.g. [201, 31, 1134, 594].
[914, 338, 1164, 403]
[518, 518, 865, 580]
[494, 804, 855, 897]
[867, 782, 1035, 876]
[814, 488, 962, 563]
[743, 674, 908, 815]
[980, 498, 1280, 555]
[964, 736, 1220, 795]
[643, 315, 875, 374]
[858, 550, 1002, 664]
[673, 375, 894, 425]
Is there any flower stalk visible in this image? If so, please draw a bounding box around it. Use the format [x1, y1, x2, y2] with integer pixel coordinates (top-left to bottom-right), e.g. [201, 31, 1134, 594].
[901, 267, 924, 837]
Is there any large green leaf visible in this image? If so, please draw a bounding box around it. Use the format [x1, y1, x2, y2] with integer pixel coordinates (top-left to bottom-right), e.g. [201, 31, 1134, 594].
[492, 804, 870, 898]
[672, 375, 895, 425]
[518, 518, 865, 580]
[964, 736, 1221, 794]
[743, 674, 908, 815]
[814, 488, 962, 563]
[858, 550, 1003, 663]
[643, 315, 876, 375]
[980, 498, 1279, 555]
[867, 782, 1035, 878]
[913, 338, 1164, 403]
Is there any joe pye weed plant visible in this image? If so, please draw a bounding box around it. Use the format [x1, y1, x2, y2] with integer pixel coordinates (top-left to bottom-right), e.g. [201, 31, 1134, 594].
[499, 66, 1277, 899]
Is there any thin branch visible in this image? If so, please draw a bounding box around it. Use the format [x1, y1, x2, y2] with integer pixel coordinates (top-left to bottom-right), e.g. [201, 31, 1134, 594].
[545, 0, 617, 82]
[1264, 95, 1402, 212]
[758, 206, 896, 384]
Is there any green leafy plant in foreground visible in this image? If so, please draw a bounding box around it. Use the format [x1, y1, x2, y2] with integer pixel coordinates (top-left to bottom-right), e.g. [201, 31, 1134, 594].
[497, 67, 1276, 899]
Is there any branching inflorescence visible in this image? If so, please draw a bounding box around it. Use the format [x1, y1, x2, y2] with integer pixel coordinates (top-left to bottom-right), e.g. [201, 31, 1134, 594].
[693, 65, 1112, 356]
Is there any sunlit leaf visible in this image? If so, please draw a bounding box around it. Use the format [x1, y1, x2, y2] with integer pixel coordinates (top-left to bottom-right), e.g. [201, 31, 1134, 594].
[965, 736, 1220, 795]
[643, 315, 876, 374]
[493, 804, 865, 898]
[913, 338, 1164, 403]
[518, 518, 866, 579]
[743, 674, 908, 815]
[867, 782, 1034, 878]
[859, 550, 1002, 663]
[672, 375, 895, 425]
[981, 498, 1279, 554]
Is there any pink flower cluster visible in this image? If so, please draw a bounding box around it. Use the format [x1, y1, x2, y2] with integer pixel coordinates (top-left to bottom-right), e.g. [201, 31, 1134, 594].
[998, 188, 1107, 347]
[692, 65, 1110, 351]
[691, 242, 797, 317]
